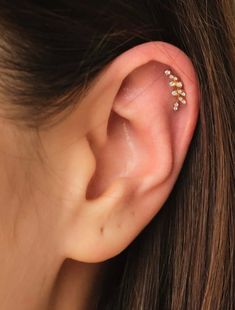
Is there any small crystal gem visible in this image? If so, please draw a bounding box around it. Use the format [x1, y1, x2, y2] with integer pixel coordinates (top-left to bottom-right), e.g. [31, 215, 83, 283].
[176, 82, 183, 87]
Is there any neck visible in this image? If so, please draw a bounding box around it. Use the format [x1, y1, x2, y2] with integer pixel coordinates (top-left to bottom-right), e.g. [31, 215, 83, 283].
[0, 238, 105, 310]
[49, 259, 105, 310]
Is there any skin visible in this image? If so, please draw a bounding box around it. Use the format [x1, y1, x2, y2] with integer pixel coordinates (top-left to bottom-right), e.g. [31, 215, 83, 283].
[0, 41, 199, 310]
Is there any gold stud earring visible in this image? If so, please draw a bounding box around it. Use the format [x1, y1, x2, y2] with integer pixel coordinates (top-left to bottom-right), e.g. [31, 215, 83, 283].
[164, 69, 187, 111]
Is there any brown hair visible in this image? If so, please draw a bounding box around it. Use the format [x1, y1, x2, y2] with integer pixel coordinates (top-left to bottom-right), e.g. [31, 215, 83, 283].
[0, 1, 234, 309]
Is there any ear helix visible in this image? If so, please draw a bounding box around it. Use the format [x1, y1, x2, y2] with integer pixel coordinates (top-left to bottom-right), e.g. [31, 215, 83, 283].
[164, 69, 187, 111]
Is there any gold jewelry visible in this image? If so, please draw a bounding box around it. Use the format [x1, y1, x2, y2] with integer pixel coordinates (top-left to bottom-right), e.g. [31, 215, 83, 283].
[164, 69, 187, 111]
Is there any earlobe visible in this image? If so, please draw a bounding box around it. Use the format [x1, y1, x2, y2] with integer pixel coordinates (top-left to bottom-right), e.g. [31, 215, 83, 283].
[62, 41, 199, 263]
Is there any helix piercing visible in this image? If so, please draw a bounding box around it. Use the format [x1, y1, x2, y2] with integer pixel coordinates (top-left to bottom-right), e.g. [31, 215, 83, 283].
[164, 69, 187, 111]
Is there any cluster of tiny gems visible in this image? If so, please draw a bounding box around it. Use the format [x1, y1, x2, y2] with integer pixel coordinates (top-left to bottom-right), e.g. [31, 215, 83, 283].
[164, 69, 187, 111]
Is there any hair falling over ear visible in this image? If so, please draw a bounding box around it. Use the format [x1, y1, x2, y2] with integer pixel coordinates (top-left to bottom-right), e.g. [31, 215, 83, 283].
[0, 0, 234, 309]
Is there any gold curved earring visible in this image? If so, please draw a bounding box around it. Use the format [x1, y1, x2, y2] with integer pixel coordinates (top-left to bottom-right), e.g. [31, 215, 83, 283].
[164, 69, 187, 111]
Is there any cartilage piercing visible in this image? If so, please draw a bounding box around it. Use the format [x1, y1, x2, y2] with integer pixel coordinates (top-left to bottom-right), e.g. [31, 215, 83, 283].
[164, 69, 187, 111]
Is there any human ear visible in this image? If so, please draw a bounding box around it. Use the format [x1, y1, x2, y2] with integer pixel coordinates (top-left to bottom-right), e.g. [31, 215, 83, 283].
[61, 41, 200, 263]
